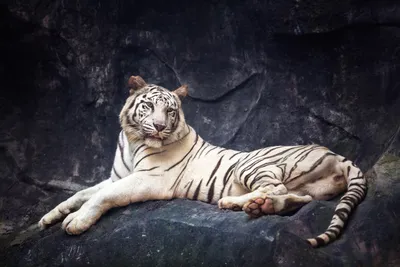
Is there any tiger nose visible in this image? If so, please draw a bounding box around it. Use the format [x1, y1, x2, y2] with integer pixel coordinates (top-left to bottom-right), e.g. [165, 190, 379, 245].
[153, 123, 166, 132]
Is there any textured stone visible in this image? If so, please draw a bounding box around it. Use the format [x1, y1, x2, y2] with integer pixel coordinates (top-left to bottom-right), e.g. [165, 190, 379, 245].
[1, 0, 400, 266]
[2, 155, 400, 266]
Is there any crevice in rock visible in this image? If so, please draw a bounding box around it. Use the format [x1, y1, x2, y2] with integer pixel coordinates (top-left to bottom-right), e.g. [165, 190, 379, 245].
[147, 48, 183, 86]
[219, 81, 264, 147]
[305, 108, 361, 142]
[16, 172, 75, 194]
[275, 22, 400, 37]
[188, 72, 261, 103]
[377, 124, 400, 160]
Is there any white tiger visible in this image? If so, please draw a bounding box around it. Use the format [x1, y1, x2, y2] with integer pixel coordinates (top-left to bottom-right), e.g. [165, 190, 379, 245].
[39, 75, 367, 247]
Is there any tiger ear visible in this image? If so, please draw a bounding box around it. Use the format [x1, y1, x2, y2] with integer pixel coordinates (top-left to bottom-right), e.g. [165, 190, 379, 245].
[128, 76, 147, 95]
[173, 84, 188, 98]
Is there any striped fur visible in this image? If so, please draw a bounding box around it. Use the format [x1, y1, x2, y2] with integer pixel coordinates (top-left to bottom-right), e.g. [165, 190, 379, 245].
[38, 77, 367, 248]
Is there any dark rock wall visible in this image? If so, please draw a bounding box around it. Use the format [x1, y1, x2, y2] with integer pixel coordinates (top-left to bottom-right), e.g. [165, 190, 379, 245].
[1, 0, 400, 249]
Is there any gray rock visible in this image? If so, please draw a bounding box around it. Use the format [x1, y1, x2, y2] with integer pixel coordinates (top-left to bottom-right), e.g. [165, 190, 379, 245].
[1, 0, 400, 266]
[3, 155, 400, 266]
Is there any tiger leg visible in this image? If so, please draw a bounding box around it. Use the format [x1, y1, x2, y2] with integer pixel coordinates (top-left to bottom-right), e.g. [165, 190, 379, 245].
[61, 173, 171, 235]
[243, 193, 312, 218]
[218, 165, 287, 211]
[38, 178, 112, 229]
[39, 131, 133, 230]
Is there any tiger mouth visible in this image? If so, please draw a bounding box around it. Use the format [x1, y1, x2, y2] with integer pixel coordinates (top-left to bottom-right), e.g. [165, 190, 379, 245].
[146, 135, 163, 140]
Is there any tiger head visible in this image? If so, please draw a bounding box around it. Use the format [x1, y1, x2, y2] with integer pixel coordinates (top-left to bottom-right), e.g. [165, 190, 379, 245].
[119, 76, 189, 148]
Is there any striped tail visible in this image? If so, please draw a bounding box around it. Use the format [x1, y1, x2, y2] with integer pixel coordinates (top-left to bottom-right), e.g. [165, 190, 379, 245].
[307, 160, 367, 247]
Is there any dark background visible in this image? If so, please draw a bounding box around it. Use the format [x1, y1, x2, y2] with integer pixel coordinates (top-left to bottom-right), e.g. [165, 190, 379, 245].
[1, 0, 400, 266]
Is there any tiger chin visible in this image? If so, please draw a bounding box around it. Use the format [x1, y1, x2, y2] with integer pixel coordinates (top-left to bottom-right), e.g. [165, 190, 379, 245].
[38, 75, 367, 248]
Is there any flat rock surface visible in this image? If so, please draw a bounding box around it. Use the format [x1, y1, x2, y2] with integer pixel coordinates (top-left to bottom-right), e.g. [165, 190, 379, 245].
[2, 154, 400, 266]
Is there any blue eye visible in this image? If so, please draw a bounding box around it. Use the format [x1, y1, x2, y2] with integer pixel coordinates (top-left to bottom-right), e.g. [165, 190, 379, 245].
[167, 108, 174, 113]
[146, 102, 154, 109]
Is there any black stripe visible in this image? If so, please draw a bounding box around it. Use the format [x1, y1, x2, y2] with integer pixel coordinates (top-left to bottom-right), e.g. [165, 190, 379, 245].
[166, 134, 199, 171]
[240, 159, 281, 185]
[239, 156, 276, 176]
[334, 208, 349, 222]
[249, 174, 265, 189]
[286, 146, 322, 180]
[229, 151, 243, 160]
[266, 170, 278, 180]
[285, 152, 337, 183]
[219, 161, 239, 199]
[197, 142, 210, 158]
[347, 187, 364, 197]
[169, 156, 193, 190]
[239, 157, 281, 179]
[239, 145, 283, 165]
[133, 144, 146, 156]
[118, 134, 131, 172]
[255, 146, 286, 159]
[227, 184, 233, 195]
[112, 165, 122, 179]
[344, 193, 362, 203]
[276, 164, 287, 180]
[239, 152, 253, 162]
[280, 145, 308, 162]
[326, 229, 339, 235]
[324, 231, 335, 239]
[224, 161, 239, 185]
[134, 150, 166, 168]
[136, 166, 159, 172]
[293, 145, 320, 159]
[347, 188, 364, 199]
[127, 97, 137, 110]
[184, 180, 194, 198]
[205, 146, 219, 156]
[207, 177, 217, 203]
[192, 140, 206, 159]
[237, 146, 288, 170]
[254, 184, 262, 190]
[192, 180, 203, 200]
[249, 173, 276, 189]
[348, 183, 365, 191]
[315, 237, 326, 246]
[349, 189, 365, 199]
[206, 156, 224, 186]
[170, 108, 181, 133]
[217, 148, 229, 154]
[348, 180, 365, 187]
[243, 167, 261, 188]
[349, 176, 364, 182]
[339, 200, 355, 208]
[329, 224, 343, 232]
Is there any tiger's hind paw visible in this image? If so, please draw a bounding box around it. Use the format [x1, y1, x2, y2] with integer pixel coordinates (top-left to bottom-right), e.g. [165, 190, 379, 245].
[243, 197, 275, 218]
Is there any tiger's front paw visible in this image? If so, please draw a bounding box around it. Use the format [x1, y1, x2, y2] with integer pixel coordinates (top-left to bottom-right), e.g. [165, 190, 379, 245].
[38, 205, 72, 230]
[38, 214, 54, 230]
[218, 197, 243, 211]
[61, 207, 99, 235]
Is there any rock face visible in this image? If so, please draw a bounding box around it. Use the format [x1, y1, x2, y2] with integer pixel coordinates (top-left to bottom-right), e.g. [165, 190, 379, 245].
[1, 0, 400, 266]
[3, 156, 400, 267]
